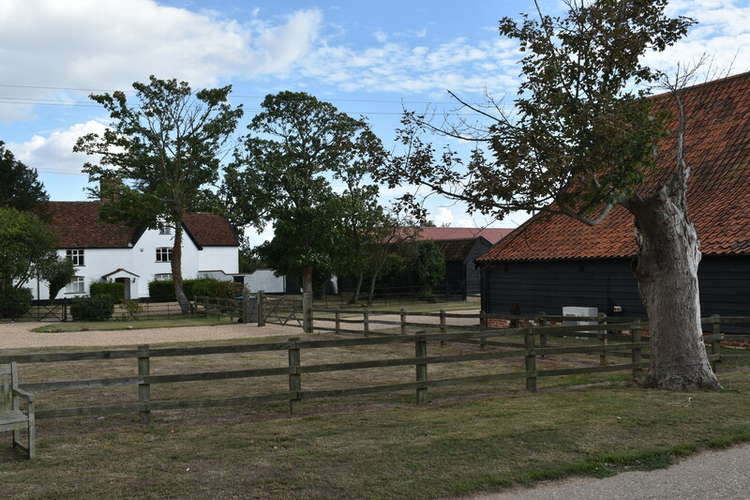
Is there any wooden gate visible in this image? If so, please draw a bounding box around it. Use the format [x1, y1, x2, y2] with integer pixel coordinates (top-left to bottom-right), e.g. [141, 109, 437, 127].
[263, 295, 303, 327]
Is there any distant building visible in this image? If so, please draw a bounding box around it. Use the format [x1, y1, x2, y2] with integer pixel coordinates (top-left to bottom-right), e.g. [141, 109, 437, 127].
[28, 201, 239, 300]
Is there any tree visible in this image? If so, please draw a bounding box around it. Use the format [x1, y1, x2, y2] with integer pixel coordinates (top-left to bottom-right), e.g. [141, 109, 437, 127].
[413, 240, 446, 297]
[38, 257, 75, 301]
[0, 207, 56, 293]
[75, 76, 243, 314]
[0, 141, 48, 211]
[379, 1, 716, 390]
[224, 91, 386, 332]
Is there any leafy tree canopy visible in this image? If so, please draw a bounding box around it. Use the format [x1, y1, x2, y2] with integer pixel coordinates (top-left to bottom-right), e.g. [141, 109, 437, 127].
[0, 207, 56, 292]
[0, 141, 48, 211]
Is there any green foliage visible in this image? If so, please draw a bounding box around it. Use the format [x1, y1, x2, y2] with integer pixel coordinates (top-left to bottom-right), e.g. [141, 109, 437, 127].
[148, 279, 242, 302]
[191, 279, 243, 299]
[238, 240, 268, 274]
[414, 241, 445, 297]
[122, 300, 142, 320]
[74, 75, 244, 311]
[70, 295, 114, 321]
[224, 91, 386, 289]
[0, 287, 32, 319]
[0, 141, 48, 211]
[90, 281, 125, 304]
[381, 0, 694, 225]
[0, 206, 56, 292]
[38, 257, 76, 301]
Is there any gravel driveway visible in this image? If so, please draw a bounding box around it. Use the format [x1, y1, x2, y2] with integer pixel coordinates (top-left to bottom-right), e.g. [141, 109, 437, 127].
[0, 321, 303, 349]
[469, 443, 750, 499]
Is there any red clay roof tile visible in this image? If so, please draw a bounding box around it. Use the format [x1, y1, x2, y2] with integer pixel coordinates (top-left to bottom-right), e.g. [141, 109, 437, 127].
[479, 71, 750, 263]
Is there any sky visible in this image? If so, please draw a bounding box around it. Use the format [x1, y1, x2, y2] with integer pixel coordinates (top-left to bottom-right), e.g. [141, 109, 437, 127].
[1, 0, 749, 245]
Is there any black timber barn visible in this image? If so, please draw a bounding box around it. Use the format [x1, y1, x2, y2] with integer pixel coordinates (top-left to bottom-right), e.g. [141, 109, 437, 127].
[477, 72, 750, 320]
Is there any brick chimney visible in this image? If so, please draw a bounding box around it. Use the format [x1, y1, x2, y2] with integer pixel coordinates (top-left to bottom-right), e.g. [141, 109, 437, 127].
[99, 175, 121, 202]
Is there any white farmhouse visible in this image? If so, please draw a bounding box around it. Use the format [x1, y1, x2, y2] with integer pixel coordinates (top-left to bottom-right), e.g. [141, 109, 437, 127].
[28, 201, 239, 300]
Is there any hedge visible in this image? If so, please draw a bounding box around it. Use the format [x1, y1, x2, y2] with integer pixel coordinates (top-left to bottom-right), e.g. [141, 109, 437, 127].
[90, 281, 124, 303]
[0, 288, 32, 319]
[148, 279, 244, 302]
[70, 295, 114, 321]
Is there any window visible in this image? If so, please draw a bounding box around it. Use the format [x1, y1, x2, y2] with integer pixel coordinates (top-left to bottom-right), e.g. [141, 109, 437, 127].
[66, 249, 85, 266]
[66, 276, 85, 294]
[154, 273, 172, 281]
[159, 224, 171, 235]
[156, 247, 173, 262]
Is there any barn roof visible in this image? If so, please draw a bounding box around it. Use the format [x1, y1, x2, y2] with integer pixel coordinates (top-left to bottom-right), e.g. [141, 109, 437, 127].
[44, 201, 238, 249]
[479, 71, 750, 263]
[434, 238, 483, 262]
[412, 227, 513, 244]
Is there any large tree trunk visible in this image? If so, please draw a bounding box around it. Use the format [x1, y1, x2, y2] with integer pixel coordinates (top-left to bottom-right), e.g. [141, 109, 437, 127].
[628, 186, 720, 391]
[351, 272, 364, 304]
[302, 266, 313, 333]
[172, 223, 192, 314]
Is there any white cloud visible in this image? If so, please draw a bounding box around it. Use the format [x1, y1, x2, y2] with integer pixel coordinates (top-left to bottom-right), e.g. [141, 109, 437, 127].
[648, 0, 750, 77]
[300, 37, 521, 95]
[0, 0, 321, 119]
[431, 207, 454, 226]
[8, 120, 107, 175]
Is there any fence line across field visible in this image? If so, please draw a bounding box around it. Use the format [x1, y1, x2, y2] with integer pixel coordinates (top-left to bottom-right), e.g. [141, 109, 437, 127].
[3, 318, 729, 423]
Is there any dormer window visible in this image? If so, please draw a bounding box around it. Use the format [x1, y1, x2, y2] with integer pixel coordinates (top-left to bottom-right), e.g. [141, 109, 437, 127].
[66, 249, 85, 266]
[156, 247, 173, 263]
[159, 224, 172, 235]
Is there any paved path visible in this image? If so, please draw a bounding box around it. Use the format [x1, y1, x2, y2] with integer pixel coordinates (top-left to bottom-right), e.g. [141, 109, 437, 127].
[470, 443, 750, 500]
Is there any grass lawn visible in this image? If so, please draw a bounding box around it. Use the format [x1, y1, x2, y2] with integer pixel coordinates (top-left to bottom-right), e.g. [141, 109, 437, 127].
[2, 333, 749, 498]
[32, 316, 236, 333]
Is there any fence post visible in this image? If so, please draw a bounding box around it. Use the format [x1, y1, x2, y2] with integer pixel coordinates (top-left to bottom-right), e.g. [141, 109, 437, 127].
[415, 335, 428, 404]
[335, 311, 341, 335]
[598, 313, 608, 366]
[363, 308, 370, 337]
[288, 338, 301, 415]
[524, 328, 537, 393]
[538, 312, 547, 359]
[439, 309, 446, 347]
[137, 345, 151, 424]
[711, 314, 721, 373]
[479, 310, 487, 349]
[257, 291, 265, 327]
[631, 320, 643, 382]
[400, 308, 406, 335]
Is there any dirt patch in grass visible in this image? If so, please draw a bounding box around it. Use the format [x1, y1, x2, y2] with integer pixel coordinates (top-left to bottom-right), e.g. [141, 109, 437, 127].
[2, 335, 749, 499]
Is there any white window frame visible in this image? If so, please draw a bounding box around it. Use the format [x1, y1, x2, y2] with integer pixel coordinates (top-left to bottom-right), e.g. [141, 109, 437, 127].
[154, 273, 172, 281]
[156, 247, 173, 263]
[66, 276, 85, 294]
[159, 223, 172, 235]
[66, 249, 85, 267]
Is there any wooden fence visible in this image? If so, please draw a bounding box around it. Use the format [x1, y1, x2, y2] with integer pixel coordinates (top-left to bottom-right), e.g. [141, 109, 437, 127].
[1, 319, 729, 422]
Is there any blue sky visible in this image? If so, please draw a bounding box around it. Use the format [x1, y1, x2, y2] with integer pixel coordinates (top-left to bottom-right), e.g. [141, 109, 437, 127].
[1, 0, 748, 244]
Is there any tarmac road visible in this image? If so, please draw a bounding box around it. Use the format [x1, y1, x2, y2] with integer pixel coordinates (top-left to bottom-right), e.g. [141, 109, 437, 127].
[469, 442, 750, 500]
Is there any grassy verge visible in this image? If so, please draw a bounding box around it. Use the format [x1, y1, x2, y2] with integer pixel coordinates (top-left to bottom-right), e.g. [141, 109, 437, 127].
[2, 334, 749, 498]
[32, 316, 235, 333]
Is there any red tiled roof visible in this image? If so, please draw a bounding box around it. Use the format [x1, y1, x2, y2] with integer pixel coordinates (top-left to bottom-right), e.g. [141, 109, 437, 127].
[44, 201, 238, 248]
[413, 227, 513, 244]
[479, 71, 750, 263]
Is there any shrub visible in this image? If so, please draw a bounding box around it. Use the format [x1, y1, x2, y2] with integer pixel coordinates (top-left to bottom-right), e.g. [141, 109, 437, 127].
[122, 299, 142, 319]
[148, 279, 243, 301]
[148, 280, 176, 302]
[90, 281, 124, 304]
[191, 279, 243, 299]
[70, 295, 114, 321]
[0, 288, 32, 319]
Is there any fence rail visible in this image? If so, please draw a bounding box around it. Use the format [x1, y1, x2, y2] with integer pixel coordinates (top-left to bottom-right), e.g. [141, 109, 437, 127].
[8, 319, 720, 422]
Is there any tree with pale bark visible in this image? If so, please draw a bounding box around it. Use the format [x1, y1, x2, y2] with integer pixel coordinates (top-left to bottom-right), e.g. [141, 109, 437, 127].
[75, 76, 243, 314]
[377, 0, 719, 390]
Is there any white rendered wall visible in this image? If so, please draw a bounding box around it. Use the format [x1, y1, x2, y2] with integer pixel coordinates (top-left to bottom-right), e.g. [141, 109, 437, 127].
[28, 228, 239, 300]
[198, 246, 239, 274]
